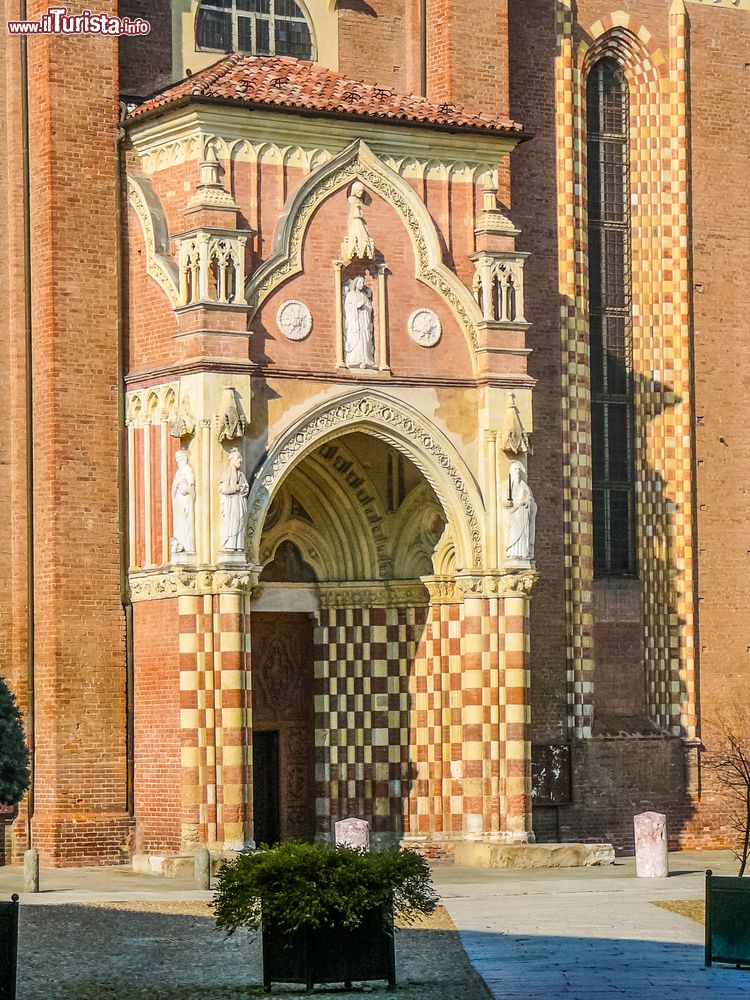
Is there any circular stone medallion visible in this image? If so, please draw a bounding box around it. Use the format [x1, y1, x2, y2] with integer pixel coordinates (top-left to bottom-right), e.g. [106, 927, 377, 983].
[408, 308, 442, 348]
[277, 299, 312, 341]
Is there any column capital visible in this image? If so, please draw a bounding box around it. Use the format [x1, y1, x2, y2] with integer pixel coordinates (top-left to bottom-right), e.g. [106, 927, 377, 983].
[455, 570, 538, 600]
[129, 565, 261, 602]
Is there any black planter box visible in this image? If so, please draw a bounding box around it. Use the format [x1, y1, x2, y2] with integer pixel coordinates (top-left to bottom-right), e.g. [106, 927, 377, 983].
[261, 905, 396, 991]
[0, 895, 19, 1000]
[705, 869, 750, 969]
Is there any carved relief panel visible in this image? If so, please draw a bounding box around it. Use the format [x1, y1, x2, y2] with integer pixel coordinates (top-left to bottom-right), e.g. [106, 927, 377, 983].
[252, 612, 316, 842]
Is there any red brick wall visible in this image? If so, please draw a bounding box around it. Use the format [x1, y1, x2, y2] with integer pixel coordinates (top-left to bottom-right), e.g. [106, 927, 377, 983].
[688, 7, 750, 723]
[119, 0, 173, 98]
[20, 2, 131, 865]
[133, 599, 182, 854]
[338, 0, 417, 94]
[508, 0, 569, 744]
[427, 0, 509, 115]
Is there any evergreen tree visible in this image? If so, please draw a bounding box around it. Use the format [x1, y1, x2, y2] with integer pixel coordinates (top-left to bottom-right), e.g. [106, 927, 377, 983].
[0, 676, 30, 805]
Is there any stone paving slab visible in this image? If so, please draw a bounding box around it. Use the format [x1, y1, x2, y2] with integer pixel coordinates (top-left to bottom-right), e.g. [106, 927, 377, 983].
[433, 851, 750, 1000]
[13, 903, 491, 1000]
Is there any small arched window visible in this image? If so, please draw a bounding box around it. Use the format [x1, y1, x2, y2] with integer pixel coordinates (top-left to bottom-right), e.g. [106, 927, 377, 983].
[196, 0, 314, 60]
[586, 57, 637, 578]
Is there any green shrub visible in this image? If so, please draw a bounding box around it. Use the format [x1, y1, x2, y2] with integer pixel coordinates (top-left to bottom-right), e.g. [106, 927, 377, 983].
[213, 841, 438, 936]
[0, 675, 30, 806]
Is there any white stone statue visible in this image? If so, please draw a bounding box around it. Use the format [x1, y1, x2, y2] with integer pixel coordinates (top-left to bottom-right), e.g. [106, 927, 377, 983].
[343, 276, 376, 369]
[502, 461, 537, 563]
[341, 181, 374, 262]
[170, 450, 195, 556]
[220, 447, 250, 552]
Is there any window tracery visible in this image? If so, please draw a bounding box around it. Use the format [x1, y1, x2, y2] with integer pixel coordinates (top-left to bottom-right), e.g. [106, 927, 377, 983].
[195, 0, 314, 60]
[587, 57, 637, 578]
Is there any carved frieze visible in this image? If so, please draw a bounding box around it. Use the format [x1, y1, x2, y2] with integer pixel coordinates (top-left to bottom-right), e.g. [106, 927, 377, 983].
[456, 571, 537, 599]
[317, 581, 429, 609]
[129, 567, 259, 602]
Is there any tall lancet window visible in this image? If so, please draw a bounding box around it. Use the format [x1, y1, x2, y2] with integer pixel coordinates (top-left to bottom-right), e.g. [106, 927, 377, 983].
[587, 58, 637, 578]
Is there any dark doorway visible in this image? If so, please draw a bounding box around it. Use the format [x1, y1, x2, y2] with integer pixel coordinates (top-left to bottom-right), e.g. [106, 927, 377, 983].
[251, 613, 316, 842]
[252, 730, 281, 846]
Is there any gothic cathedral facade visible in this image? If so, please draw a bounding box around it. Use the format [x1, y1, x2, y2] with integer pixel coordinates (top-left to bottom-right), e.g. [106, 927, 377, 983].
[0, 0, 748, 865]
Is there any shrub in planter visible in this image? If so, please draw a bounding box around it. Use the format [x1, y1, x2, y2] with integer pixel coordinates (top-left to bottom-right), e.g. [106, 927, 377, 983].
[0, 677, 30, 808]
[213, 841, 439, 990]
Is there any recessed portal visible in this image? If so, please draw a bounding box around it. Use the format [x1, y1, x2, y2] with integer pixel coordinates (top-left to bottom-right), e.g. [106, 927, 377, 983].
[251, 612, 316, 843]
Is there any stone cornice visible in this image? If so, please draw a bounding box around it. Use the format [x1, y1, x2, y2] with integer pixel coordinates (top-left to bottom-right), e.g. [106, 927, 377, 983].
[126, 106, 518, 176]
[125, 361, 535, 392]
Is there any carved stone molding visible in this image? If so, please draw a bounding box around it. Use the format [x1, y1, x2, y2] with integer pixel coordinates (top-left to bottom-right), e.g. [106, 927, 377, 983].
[127, 174, 180, 308]
[500, 392, 531, 455]
[421, 576, 461, 604]
[318, 580, 429, 609]
[129, 567, 260, 602]
[245, 391, 485, 569]
[217, 387, 246, 442]
[170, 390, 196, 439]
[456, 571, 538, 600]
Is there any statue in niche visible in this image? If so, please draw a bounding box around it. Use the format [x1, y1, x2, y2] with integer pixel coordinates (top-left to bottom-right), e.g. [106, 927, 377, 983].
[220, 447, 250, 552]
[170, 450, 195, 556]
[502, 461, 537, 563]
[343, 276, 376, 369]
[341, 181, 374, 262]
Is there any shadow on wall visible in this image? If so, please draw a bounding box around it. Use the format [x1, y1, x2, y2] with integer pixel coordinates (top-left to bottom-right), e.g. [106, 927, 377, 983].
[506, 0, 698, 851]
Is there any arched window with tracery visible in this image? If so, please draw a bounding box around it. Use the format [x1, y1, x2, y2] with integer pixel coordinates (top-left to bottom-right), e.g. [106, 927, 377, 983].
[196, 0, 314, 60]
[586, 57, 637, 578]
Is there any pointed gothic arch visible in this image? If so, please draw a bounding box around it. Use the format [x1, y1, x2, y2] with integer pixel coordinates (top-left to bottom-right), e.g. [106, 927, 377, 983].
[246, 139, 483, 370]
[244, 390, 486, 571]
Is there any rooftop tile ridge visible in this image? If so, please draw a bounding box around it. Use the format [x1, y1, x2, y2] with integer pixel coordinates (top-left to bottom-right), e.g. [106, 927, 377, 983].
[188, 50, 247, 96]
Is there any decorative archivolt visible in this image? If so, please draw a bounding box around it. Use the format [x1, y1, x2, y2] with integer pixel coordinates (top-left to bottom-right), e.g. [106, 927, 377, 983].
[245, 390, 485, 570]
[247, 139, 484, 360]
[259, 453, 456, 584]
[126, 175, 180, 308]
[579, 16, 666, 83]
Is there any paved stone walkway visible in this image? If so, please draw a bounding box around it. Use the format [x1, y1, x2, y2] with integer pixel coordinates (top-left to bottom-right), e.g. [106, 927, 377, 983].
[433, 850, 750, 1000]
[2, 851, 749, 998]
[0, 865, 489, 998]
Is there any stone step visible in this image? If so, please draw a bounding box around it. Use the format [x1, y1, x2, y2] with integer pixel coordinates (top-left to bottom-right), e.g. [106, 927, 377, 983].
[452, 841, 615, 869]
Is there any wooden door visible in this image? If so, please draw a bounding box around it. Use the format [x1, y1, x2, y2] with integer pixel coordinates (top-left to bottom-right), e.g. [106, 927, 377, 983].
[251, 613, 316, 842]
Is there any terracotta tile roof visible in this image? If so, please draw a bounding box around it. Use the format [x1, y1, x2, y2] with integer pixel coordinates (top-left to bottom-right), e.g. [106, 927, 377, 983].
[127, 53, 525, 137]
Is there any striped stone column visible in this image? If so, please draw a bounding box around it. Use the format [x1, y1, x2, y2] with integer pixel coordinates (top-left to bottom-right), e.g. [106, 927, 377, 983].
[178, 579, 254, 852]
[501, 592, 532, 842]
[459, 592, 487, 838]
[178, 593, 202, 851]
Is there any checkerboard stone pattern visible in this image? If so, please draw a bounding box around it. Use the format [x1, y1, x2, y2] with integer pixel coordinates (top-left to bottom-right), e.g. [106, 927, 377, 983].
[174, 583, 533, 849]
[178, 592, 251, 851]
[314, 592, 532, 844]
[555, 2, 697, 741]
